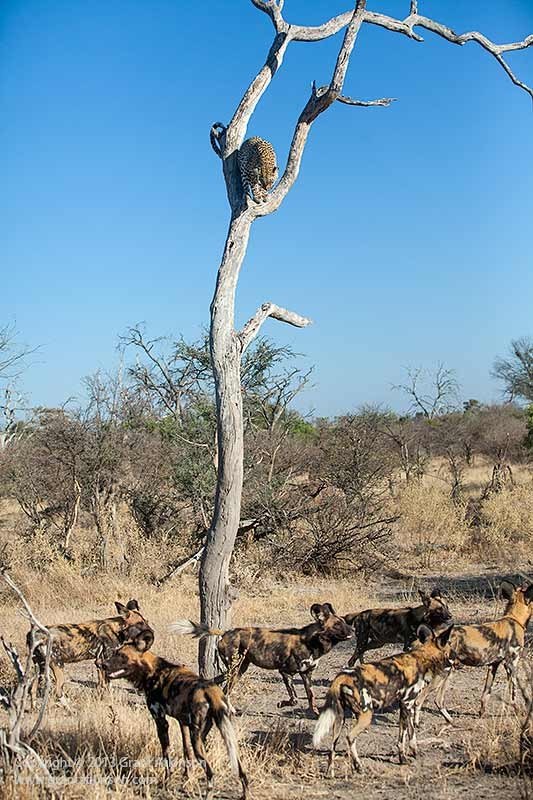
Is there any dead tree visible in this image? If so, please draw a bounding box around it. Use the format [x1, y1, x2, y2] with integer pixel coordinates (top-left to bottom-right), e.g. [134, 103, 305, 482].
[200, 0, 533, 675]
[393, 364, 460, 421]
[0, 570, 52, 780]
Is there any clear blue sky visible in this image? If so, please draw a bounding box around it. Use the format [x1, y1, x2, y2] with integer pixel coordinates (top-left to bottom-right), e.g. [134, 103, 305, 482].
[2, 0, 532, 417]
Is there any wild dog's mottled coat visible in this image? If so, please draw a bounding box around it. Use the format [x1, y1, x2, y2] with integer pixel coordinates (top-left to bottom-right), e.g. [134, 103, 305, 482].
[171, 603, 352, 715]
[344, 588, 452, 666]
[431, 580, 533, 720]
[313, 625, 453, 775]
[29, 599, 152, 700]
[102, 630, 248, 799]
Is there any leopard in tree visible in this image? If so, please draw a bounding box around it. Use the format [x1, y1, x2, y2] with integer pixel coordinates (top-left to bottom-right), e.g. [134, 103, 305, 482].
[238, 136, 278, 203]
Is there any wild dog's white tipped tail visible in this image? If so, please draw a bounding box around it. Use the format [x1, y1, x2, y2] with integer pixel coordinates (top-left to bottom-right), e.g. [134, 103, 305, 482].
[168, 619, 197, 636]
[168, 620, 223, 639]
[313, 707, 337, 748]
[218, 713, 240, 776]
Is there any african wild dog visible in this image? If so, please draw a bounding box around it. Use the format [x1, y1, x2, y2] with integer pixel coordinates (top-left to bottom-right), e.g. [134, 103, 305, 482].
[29, 599, 152, 701]
[313, 624, 454, 775]
[101, 629, 249, 799]
[344, 588, 452, 667]
[428, 580, 533, 722]
[171, 603, 353, 715]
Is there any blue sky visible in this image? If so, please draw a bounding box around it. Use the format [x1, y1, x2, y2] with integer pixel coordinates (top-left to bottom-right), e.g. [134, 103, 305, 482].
[2, 0, 532, 417]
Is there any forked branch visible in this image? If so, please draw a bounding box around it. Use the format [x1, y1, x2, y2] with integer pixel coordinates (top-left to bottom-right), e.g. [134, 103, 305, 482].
[216, 0, 533, 215]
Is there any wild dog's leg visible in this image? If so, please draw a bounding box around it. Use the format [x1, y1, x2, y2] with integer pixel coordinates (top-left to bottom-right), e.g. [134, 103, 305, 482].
[413, 684, 432, 729]
[398, 702, 415, 763]
[94, 641, 111, 693]
[95, 659, 110, 693]
[402, 700, 418, 758]
[51, 662, 65, 700]
[346, 650, 358, 668]
[504, 650, 520, 706]
[221, 648, 248, 696]
[149, 706, 171, 783]
[300, 669, 319, 716]
[434, 669, 453, 724]
[326, 716, 344, 779]
[30, 647, 45, 708]
[97, 666, 110, 691]
[345, 709, 372, 772]
[202, 714, 214, 741]
[346, 623, 368, 667]
[190, 723, 215, 800]
[278, 672, 298, 708]
[480, 663, 499, 716]
[347, 640, 368, 667]
[179, 723, 194, 781]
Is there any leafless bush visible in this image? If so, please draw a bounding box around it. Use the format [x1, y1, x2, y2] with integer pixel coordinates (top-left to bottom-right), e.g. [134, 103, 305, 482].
[283, 495, 394, 575]
[264, 411, 398, 575]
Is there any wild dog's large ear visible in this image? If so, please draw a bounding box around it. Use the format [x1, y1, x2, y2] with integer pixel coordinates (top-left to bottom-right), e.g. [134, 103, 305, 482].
[133, 629, 154, 652]
[418, 590, 430, 606]
[524, 584, 533, 603]
[126, 599, 140, 611]
[115, 602, 128, 616]
[121, 622, 151, 641]
[321, 603, 336, 617]
[500, 581, 516, 600]
[430, 588, 443, 599]
[416, 624, 434, 645]
[310, 603, 335, 623]
[436, 625, 454, 648]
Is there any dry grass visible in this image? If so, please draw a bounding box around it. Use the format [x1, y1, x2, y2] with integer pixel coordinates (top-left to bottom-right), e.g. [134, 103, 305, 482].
[1, 573, 532, 799]
[394, 483, 469, 570]
[1, 469, 533, 798]
[478, 484, 533, 563]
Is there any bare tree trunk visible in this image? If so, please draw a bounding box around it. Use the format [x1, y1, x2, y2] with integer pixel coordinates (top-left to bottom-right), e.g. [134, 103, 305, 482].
[199, 213, 251, 675]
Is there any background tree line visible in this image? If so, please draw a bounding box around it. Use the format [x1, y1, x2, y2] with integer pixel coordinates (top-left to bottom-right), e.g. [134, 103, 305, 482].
[1, 326, 532, 578]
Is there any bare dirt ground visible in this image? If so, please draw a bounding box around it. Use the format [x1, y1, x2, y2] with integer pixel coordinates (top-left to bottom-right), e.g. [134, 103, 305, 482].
[1, 571, 532, 799]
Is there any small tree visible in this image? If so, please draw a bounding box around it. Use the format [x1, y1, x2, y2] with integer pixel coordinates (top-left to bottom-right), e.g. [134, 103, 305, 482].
[80, 371, 131, 568]
[5, 408, 84, 551]
[297, 411, 398, 573]
[393, 364, 460, 421]
[0, 325, 34, 451]
[201, 0, 533, 675]
[492, 337, 533, 402]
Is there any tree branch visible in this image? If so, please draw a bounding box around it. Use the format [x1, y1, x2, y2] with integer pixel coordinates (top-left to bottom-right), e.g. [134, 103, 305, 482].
[252, 1, 374, 217]
[239, 302, 312, 352]
[225, 31, 292, 156]
[250, 0, 285, 33]
[222, 0, 375, 166]
[336, 94, 396, 107]
[364, 10, 533, 99]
